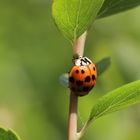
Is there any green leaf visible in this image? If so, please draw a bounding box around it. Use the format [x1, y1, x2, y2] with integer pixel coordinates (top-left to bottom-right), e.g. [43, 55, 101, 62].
[89, 80, 140, 121]
[0, 127, 21, 140]
[96, 57, 111, 76]
[97, 0, 140, 18]
[78, 80, 140, 139]
[59, 57, 111, 88]
[52, 0, 104, 42]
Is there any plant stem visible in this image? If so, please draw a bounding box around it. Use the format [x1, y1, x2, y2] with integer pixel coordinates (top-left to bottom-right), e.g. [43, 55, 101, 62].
[73, 31, 87, 57]
[68, 92, 78, 140]
[68, 31, 87, 140]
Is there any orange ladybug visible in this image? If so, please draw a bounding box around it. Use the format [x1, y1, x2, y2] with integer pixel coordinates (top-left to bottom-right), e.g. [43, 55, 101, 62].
[69, 56, 97, 96]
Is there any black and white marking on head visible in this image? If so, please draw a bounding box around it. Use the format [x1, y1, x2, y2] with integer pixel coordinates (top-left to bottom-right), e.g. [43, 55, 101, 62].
[80, 59, 87, 66]
[74, 56, 92, 66]
[84, 57, 92, 64]
[73, 56, 82, 66]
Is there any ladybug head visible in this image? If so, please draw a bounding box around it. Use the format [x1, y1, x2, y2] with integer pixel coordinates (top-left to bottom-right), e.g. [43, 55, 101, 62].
[74, 56, 92, 66]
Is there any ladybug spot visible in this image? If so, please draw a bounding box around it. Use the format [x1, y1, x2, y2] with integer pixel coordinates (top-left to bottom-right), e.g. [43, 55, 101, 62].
[81, 69, 85, 74]
[75, 70, 79, 74]
[92, 75, 96, 81]
[83, 86, 90, 92]
[93, 67, 95, 71]
[76, 80, 83, 86]
[85, 76, 91, 82]
[69, 77, 75, 83]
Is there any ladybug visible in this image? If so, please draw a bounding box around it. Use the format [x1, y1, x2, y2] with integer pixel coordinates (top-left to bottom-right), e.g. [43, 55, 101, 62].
[69, 56, 97, 96]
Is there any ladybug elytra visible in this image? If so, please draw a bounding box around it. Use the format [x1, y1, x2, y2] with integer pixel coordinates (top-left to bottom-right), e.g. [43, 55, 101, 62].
[69, 56, 97, 96]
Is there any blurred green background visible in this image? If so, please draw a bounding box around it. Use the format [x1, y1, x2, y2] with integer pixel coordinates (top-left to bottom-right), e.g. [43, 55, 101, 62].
[0, 0, 140, 140]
